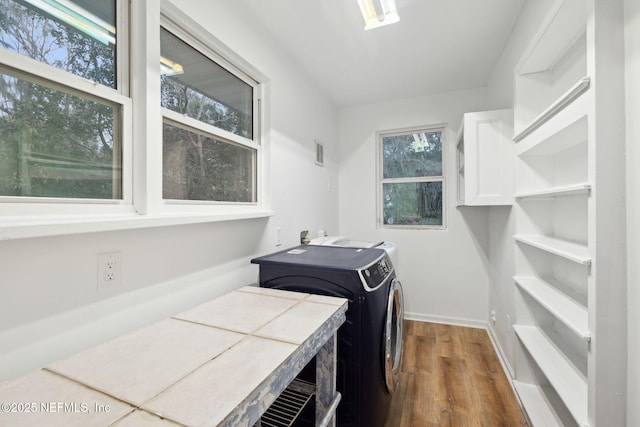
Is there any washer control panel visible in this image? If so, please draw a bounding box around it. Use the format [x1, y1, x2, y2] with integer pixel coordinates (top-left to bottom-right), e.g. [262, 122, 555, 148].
[359, 254, 394, 291]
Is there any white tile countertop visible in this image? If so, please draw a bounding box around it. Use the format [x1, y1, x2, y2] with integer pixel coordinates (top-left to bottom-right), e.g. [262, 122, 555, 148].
[0, 286, 348, 427]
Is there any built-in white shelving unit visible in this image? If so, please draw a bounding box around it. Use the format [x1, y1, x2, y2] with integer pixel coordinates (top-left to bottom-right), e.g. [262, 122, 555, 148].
[456, 109, 513, 206]
[511, 0, 626, 426]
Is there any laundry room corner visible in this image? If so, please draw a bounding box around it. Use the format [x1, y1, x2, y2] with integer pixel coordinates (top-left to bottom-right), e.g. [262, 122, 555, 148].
[337, 88, 493, 327]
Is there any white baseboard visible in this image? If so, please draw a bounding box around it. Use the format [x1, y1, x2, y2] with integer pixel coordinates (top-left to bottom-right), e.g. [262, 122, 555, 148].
[404, 311, 488, 329]
[486, 324, 531, 424]
[486, 322, 516, 379]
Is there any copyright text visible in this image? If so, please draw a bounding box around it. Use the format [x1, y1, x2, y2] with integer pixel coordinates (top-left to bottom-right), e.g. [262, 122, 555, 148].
[1, 401, 111, 413]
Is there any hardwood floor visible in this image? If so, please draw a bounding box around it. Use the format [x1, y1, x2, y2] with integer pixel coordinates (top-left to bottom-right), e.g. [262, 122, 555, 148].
[385, 321, 529, 427]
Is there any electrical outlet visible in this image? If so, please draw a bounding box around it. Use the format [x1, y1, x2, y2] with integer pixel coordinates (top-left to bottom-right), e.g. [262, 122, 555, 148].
[491, 309, 497, 324]
[98, 252, 121, 289]
[506, 314, 512, 333]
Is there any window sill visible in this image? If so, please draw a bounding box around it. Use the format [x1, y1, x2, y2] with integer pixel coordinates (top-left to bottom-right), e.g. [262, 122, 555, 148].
[0, 209, 274, 240]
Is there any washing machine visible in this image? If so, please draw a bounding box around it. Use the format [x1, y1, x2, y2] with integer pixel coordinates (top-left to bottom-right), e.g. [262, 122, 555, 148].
[251, 245, 404, 427]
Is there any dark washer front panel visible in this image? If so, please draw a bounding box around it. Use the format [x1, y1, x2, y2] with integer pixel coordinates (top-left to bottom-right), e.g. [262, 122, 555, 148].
[251, 245, 396, 427]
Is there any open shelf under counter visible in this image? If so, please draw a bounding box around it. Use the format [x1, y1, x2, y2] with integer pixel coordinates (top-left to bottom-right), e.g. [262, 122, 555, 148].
[513, 381, 565, 427]
[515, 183, 591, 199]
[515, 234, 591, 266]
[514, 275, 590, 340]
[513, 325, 588, 427]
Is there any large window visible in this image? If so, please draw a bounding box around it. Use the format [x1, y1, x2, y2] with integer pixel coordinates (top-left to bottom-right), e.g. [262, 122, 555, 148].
[160, 27, 257, 203]
[378, 126, 445, 228]
[0, 0, 124, 201]
[0, 0, 268, 233]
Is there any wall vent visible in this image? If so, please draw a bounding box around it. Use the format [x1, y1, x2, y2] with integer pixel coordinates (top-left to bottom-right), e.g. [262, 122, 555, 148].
[315, 139, 324, 166]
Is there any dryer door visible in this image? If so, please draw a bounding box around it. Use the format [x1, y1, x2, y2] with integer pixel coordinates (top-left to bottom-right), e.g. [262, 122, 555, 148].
[384, 278, 404, 393]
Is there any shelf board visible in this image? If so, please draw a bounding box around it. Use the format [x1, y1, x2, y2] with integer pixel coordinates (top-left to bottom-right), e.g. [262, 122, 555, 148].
[513, 325, 588, 427]
[513, 381, 564, 427]
[516, 96, 588, 157]
[514, 77, 590, 143]
[514, 276, 590, 340]
[515, 183, 591, 199]
[515, 234, 591, 265]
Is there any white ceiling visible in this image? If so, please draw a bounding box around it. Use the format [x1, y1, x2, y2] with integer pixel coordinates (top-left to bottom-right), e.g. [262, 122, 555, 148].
[236, 0, 525, 107]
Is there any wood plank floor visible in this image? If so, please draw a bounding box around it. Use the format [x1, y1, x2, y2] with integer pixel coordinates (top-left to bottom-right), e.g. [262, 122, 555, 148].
[385, 321, 529, 427]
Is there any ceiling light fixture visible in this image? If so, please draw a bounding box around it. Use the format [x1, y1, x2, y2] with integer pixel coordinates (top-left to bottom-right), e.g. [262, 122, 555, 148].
[357, 0, 400, 31]
[160, 56, 184, 76]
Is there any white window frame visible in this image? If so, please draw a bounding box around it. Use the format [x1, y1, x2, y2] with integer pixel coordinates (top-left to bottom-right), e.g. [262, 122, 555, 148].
[159, 11, 264, 212]
[0, 0, 133, 217]
[376, 124, 447, 230]
[0, 0, 272, 240]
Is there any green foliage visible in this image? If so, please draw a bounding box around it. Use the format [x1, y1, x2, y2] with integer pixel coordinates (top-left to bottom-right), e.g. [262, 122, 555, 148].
[161, 77, 251, 140]
[0, 0, 254, 202]
[0, 0, 118, 198]
[383, 131, 442, 179]
[382, 130, 444, 226]
[162, 124, 254, 202]
[383, 182, 443, 226]
[159, 28, 255, 203]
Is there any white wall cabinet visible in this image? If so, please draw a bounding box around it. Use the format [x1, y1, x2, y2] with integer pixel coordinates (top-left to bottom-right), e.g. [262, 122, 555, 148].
[510, 0, 626, 426]
[456, 109, 513, 206]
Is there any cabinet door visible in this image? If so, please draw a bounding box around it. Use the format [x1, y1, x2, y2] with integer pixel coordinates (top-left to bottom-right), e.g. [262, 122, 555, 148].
[461, 109, 513, 206]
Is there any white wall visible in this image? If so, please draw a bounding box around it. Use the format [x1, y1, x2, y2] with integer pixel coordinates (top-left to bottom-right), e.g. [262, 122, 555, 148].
[625, 0, 640, 423]
[337, 88, 492, 326]
[483, 0, 555, 374]
[0, 0, 339, 382]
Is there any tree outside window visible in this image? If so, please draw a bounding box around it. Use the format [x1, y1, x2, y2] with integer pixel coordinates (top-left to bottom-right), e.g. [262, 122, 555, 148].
[160, 27, 256, 203]
[379, 127, 445, 228]
[0, 0, 121, 200]
[0, 0, 268, 226]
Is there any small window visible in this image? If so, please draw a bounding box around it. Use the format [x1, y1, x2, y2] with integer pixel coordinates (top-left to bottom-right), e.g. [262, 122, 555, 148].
[160, 27, 258, 203]
[378, 126, 445, 228]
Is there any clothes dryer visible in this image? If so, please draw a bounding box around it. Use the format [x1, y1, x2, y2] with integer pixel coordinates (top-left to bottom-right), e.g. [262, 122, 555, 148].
[251, 245, 404, 427]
